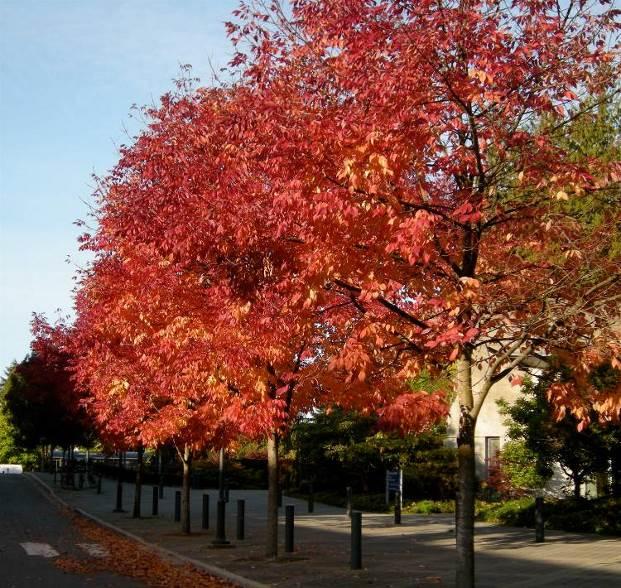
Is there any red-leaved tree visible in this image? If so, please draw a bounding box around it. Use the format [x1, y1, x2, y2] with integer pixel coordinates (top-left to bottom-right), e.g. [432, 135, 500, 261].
[220, 1, 621, 585]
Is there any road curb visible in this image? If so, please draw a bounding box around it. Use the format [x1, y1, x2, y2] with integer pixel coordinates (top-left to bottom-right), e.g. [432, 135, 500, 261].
[26, 473, 269, 588]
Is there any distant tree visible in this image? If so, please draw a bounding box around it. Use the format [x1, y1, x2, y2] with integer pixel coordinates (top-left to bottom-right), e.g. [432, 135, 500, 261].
[293, 407, 457, 499]
[3, 320, 94, 455]
[0, 365, 39, 468]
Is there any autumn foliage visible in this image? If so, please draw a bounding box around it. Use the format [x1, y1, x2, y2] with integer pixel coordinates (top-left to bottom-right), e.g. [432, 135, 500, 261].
[31, 1, 620, 586]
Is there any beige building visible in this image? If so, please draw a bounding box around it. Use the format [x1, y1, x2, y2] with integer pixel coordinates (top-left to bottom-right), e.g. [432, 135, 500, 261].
[444, 369, 571, 495]
[444, 370, 518, 480]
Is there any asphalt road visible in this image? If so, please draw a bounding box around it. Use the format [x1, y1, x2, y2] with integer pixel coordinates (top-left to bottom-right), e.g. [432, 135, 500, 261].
[0, 473, 143, 588]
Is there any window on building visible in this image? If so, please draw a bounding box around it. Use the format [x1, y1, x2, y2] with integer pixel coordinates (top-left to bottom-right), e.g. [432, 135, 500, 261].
[485, 436, 501, 479]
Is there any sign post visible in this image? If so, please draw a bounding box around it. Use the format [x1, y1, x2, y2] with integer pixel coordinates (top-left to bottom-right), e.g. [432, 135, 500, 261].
[385, 469, 403, 507]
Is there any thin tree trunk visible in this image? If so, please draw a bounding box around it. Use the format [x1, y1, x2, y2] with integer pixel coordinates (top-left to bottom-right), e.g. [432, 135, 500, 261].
[181, 445, 192, 534]
[132, 447, 144, 518]
[266, 433, 279, 558]
[157, 447, 163, 490]
[612, 445, 621, 498]
[219, 447, 225, 501]
[455, 351, 476, 588]
[573, 475, 582, 499]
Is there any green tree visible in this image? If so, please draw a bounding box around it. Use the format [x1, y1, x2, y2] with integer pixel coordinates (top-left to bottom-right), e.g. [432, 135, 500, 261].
[0, 365, 39, 468]
[3, 354, 94, 455]
[499, 375, 617, 498]
[494, 439, 550, 496]
[293, 408, 457, 499]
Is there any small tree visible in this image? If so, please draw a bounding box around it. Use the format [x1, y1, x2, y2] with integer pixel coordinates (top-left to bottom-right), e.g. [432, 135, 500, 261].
[489, 440, 549, 498]
[500, 376, 615, 498]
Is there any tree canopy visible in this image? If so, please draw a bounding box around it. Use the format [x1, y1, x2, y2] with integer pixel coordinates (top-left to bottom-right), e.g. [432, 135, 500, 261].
[20, 2, 621, 586]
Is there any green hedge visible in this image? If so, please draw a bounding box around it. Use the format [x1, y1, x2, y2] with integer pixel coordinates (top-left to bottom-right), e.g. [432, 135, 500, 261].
[476, 497, 621, 536]
[286, 491, 621, 536]
[404, 499, 456, 514]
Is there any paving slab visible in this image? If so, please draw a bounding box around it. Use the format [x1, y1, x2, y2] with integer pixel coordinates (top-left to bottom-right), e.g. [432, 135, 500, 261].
[32, 473, 621, 587]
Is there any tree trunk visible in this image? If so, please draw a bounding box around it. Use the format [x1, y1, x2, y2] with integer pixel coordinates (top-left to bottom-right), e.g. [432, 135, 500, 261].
[455, 352, 476, 588]
[157, 447, 163, 489]
[573, 475, 582, 499]
[181, 445, 192, 534]
[610, 444, 621, 498]
[595, 472, 609, 498]
[218, 447, 225, 501]
[266, 433, 279, 558]
[132, 447, 144, 518]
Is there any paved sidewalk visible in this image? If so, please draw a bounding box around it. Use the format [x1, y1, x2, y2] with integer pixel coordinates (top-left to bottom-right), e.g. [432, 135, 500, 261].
[32, 473, 621, 587]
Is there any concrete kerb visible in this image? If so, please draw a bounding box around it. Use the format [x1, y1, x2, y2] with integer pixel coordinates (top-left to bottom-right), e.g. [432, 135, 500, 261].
[26, 473, 268, 588]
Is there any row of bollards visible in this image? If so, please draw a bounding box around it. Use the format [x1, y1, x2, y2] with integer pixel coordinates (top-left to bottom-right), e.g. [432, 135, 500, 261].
[105, 477, 546, 572]
[108, 475, 362, 568]
[156, 488, 245, 546]
[104, 481, 242, 545]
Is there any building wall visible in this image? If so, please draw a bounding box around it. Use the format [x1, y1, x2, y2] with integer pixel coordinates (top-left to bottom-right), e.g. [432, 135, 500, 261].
[444, 365, 571, 495]
[445, 364, 520, 479]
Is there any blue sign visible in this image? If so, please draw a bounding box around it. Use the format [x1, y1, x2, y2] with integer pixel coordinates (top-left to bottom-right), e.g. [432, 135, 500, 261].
[387, 471, 400, 491]
[385, 469, 403, 505]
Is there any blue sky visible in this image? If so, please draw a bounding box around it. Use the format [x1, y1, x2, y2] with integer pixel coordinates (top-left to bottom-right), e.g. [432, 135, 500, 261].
[0, 0, 240, 371]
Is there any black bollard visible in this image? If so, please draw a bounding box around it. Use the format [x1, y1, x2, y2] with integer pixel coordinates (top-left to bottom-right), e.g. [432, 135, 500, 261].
[394, 490, 402, 525]
[308, 483, 314, 514]
[174, 490, 181, 522]
[277, 486, 283, 508]
[535, 496, 545, 543]
[113, 480, 124, 512]
[285, 504, 294, 553]
[113, 452, 125, 512]
[97, 475, 102, 495]
[236, 499, 245, 540]
[346, 486, 353, 517]
[351, 511, 362, 570]
[212, 499, 230, 545]
[152, 486, 159, 516]
[202, 494, 210, 530]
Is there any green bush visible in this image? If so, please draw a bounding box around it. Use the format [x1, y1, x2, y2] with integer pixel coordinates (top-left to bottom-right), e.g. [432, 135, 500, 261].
[495, 440, 548, 496]
[546, 497, 621, 535]
[288, 491, 458, 514]
[404, 499, 455, 514]
[476, 497, 535, 526]
[476, 496, 621, 535]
